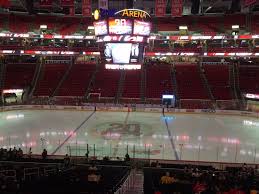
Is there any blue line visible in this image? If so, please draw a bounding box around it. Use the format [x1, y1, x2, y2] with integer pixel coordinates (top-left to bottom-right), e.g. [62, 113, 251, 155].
[52, 110, 96, 155]
[163, 112, 179, 160]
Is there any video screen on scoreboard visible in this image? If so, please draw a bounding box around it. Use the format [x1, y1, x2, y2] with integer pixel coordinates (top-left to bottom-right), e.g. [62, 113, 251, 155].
[104, 43, 144, 64]
[108, 19, 133, 35]
[93, 20, 108, 36]
[133, 20, 151, 36]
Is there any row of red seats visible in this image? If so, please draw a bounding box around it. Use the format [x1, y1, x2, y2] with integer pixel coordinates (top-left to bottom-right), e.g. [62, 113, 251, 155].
[156, 14, 247, 34]
[3, 63, 36, 89]
[239, 66, 259, 94]
[122, 71, 141, 98]
[3, 62, 259, 102]
[175, 64, 209, 99]
[146, 63, 173, 98]
[57, 63, 96, 96]
[0, 13, 257, 34]
[34, 63, 69, 96]
[203, 65, 233, 100]
[0, 14, 91, 35]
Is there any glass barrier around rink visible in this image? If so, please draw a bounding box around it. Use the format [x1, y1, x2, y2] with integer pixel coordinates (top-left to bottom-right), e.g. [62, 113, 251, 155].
[65, 143, 259, 164]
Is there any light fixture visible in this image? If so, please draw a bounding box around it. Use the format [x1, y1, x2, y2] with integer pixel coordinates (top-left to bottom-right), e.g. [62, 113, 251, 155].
[40, 25, 47, 29]
[87, 26, 95, 30]
[179, 26, 188, 30]
[232, 25, 239, 29]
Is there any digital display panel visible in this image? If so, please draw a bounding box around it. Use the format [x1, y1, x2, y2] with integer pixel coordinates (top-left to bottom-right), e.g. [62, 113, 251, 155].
[104, 43, 144, 64]
[133, 20, 151, 36]
[93, 20, 108, 36]
[108, 19, 133, 35]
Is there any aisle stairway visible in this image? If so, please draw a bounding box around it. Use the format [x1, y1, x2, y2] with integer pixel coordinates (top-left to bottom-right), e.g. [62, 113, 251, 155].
[124, 170, 143, 194]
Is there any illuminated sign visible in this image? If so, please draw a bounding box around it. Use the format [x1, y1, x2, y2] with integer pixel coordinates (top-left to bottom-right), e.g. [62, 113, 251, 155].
[96, 35, 144, 42]
[94, 8, 150, 20]
[245, 93, 259, 99]
[93, 20, 108, 36]
[133, 20, 151, 36]
[109, 19, 133, 35]
[93, 9, 100, 20]
[105, 64, 141, 70]
[93, 8, 117, 20]
[115, 9, 151, 19]
[2, 89, 23, 94]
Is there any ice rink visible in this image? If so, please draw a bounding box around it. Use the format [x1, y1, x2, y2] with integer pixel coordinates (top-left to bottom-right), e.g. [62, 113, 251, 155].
[1, 109, 259, 163]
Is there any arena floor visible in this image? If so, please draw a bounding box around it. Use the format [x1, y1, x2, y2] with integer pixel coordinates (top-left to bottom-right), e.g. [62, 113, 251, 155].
[1, 110, 259, 163]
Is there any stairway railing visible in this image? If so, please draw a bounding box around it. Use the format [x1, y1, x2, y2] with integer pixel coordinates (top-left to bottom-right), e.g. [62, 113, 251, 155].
[198, 62, 217, 108]
[51, 57, 74, 97]
[29, 58, 43, 97]
[171, 63, 179, 107]
[115, 70, 126, 104]
[84, 59, 100, 100]
[140, 64, 146, 103]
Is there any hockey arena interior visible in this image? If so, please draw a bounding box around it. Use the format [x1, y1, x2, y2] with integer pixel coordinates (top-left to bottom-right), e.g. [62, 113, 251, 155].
[0, 0, 259, 193]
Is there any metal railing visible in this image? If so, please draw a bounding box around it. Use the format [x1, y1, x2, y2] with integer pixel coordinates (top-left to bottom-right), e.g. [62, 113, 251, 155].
[66, 143, 259, 165]
[114, 169, 136, 194]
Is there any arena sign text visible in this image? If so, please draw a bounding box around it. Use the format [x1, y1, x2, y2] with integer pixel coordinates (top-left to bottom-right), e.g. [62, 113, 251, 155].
[94, 8, 150, 20]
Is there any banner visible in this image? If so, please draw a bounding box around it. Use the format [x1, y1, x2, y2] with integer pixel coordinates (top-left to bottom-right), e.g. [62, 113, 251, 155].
[69, 6, 75, 16]
[61, 0, 74, 7]
[171, 0, 183, 17]
[244, 0, 257, 6]
[98, 0, 108, 9]
[82, 0, 91, 17]
[155, 0, 166, 17]
[0, 0, 10, 8]
[39, 0, 52, 7]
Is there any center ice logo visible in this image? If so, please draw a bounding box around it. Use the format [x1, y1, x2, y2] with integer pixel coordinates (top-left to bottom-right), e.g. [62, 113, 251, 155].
[92, 122, 153, 140]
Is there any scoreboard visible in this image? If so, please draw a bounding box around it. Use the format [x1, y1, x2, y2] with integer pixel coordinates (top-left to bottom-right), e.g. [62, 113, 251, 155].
[93, 9, 151, 68]
[94, 18, 151, 37]
[109, 19, 133, 35]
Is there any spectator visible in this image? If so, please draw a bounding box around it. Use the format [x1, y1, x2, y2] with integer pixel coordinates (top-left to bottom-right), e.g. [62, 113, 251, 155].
[88, 172, 101, 183]
[28, 147, 32, 158]
[42, 149, 47, 160]
[160, 172, 176, 185]
[124, 153, 130, 162]
[17, 148, 23, 159]
[64, 154, 70, 167]
[0, 148, 3, 160]
[85, 150, 89, 161]
[89, 164, 98, 171]
[156, 160, 161, 168]
[7, 148, 13, 160]
[193, 180, 207, 194]
[103, 156, 109, 162]
[12, 147, 17, 159]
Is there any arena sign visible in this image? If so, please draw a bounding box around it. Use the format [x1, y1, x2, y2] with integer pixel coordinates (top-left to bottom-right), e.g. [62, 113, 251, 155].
[96, 35, 145, 43]
[94, 8, 151, 20]
[115, 9, 151, 19]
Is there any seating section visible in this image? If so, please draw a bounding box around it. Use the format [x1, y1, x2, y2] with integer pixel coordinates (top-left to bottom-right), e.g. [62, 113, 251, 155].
[122, 70, 141, 98]
[0, 14, 91, 34]
[0, 150, 130, 194]
[22, 165, 130, 194]
[144, 164, 259, 194]
[3, 63, 36, 89]
[239, 66, 259, 94]
[3, 62, 259, 107]
[92, 67, 121, 97]
[0, 13, 254, 35]
[175, 64, 209, 99]
[204, 65, 233, 100]
[57, 63, 96, 96]
[146, 64, 173, 98]
[34, 64, 68, 96]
